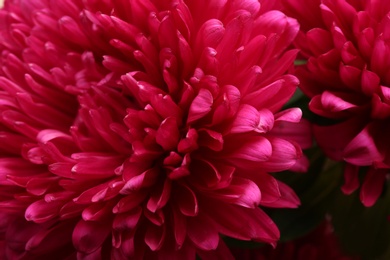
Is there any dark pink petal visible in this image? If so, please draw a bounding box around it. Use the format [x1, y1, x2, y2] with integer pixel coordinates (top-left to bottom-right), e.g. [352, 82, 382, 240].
[208, 177, 261, 208]
[274, 108, 302, 123]
[147, 178, 172, 213]
[259, 137, 300, 172]
[172, 207, 187, 249]
[175, 184, 198, 217]
[187, 214, 219, 251]
[344, 126, 383, 166]
[25, 221, 74, 253]
[341, 163, 360, 195]
[314, 115, 366, 160]
[187, 88, 213, 124]
[371, 94, 390, 119]
[268, 181, 300, 208]
[25, 199, 63, 223]
[360, 168, 387, 207]
[196, 239, 234, 260]
[244, 75, 298, 112]
[113, 208, 142, 231]
[229, 105, 274, 134]
[212, 85, 241, 125]
[197, 129, 224, 151]
[206, 202, 279, 244]
[120, 168, 159, 194]
[72, 219, 111, 254]
[226, 136, 272, 162]
[271, 119, 312, 150]
[113, 192, 147, 214]
[156, 117, 180, 151]
[177, 128, 199, 153]
[145, 224, 166, 251]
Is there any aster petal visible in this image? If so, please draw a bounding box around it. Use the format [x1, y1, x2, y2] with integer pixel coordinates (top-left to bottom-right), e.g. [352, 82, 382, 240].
[25, 199, 63, 223]
[172, 206, 187, 249]
[120, 168, 159, 194]
[187, 214, 219, 251]
[156, 117, 180, 151]
[72, 219, 111, 254]
[25, 221, 74, 253]
[206, 202, 279, 244]
[145, 224, 166, 251]
[187, 88, 214, 124]
[196, 239, 234, 260]
[271, 119, 312, 149]
[258, 138, 300, 172]
[209, 177, 261, 208]
[244, 75, 298, 112]
[226, 136, 272, 163]
[360, 168, 387, 207]
[229, 105, 274, 134]
[344, 126, 383, 166]
[175, 184, 198, 217]
[341, 163, 360, 195]
[147, 178, 172, 213]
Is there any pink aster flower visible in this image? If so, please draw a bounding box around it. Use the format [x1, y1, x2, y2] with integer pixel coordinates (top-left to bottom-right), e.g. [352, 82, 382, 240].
[0, 0, 310, 258]
[281, 0, 390, 207]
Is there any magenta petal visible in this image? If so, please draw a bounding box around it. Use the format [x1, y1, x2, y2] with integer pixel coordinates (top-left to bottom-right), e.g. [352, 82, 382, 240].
[172, 207, 187, 249]
[274, 108, 302, 123]
[175, 184, 198, 217]
[187, 88, 213, 124]
[344, 126, 383, 166]
[210, 177, 261, 208]
[26, 221, 74, 253]
[145, 224, 166, 251]
[229, 105, 274, 134]
[120, 168, 159, 194]
[156, 117, 180, 151]
[360, 168, 387, 207]
[227, 136, 272, 162]
[113, 208, 142, 231]
[361, 69, 380, 96]
[72, 219, 111, 254]
[196, 238, 234, 260]
[252, 173, 281, 205]
[259, 137, 300, 172]
[320, 91, 357, 112]
[187, 214, 219, 251]
[270, 181, 300, 208]
[147, 179, 172, 213]
[314, 115, 366, 160]
[25, 199, 63, 223]
[212, 85, 241, 125]
[341, 164, 360, 195]
[197, 129, 224, 151]
[206, 202, 279, 244]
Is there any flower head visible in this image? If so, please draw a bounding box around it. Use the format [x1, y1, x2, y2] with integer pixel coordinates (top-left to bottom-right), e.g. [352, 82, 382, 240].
[282, 0, 390, 207]
[0, 0, 310, 258]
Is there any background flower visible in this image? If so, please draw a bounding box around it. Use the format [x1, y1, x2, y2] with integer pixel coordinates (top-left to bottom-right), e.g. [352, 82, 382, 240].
[281, 0, 390, 207]
[0, 0, 310, 259]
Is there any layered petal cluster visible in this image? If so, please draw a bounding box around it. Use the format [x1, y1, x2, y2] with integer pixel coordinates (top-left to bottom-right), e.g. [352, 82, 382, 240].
[0, 0, 310, 258]
[282, 0, 390, 207]
[230, 221, 360, 260]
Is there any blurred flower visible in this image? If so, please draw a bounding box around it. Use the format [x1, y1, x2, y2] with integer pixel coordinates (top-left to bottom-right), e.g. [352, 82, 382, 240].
[0, 0, 310, 258]
[230, 220, 360, 260]
[282, 0, 390, 207]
